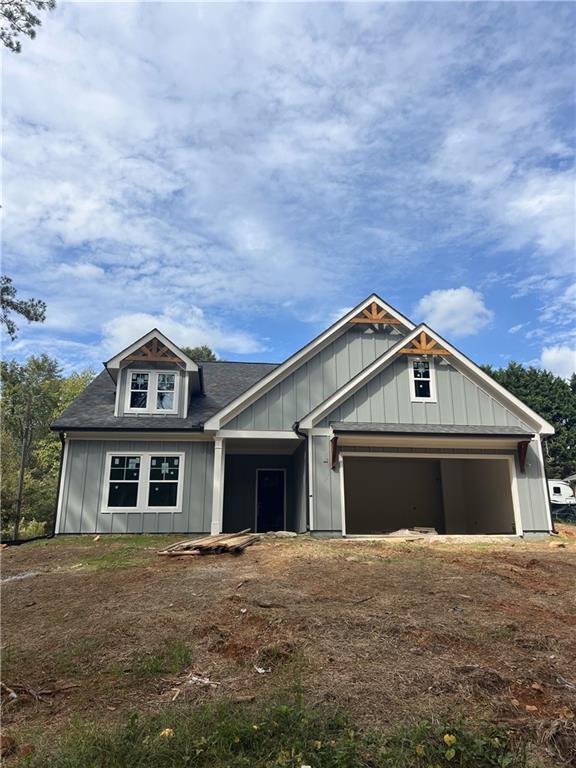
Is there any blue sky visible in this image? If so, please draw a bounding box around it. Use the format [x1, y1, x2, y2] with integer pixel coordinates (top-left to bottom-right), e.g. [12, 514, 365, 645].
[2, 1, 575, 377]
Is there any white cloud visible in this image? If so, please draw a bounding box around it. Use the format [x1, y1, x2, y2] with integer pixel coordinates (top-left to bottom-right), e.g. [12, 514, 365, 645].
[1, 3, 574, 369]
[540, 345, 576, 379]
[59, 263, 105, 279]
[100, 306, 265, 360]
[414, 287, 494, 337]
[508, 323, 524, 334]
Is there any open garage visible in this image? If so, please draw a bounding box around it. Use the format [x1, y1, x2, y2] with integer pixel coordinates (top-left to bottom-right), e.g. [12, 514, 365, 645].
[342, 454, 519, 535]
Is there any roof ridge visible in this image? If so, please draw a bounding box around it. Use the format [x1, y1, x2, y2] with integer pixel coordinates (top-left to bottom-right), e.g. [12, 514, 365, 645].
[202, 360, 279, 366]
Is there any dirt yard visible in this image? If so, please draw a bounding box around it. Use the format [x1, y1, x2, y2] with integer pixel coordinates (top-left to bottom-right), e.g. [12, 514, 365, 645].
[2, 531, 576, 764]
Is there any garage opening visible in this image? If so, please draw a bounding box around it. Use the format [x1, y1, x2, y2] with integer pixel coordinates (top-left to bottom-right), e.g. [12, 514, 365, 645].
[343, 456, 517, 535]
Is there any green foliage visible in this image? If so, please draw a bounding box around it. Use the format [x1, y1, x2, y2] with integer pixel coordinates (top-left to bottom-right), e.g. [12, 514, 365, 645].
[0, 275, 46, 339]
[0, 357, 94, 537]
[180, 344, 217, 362]
[23, 701, 529, 768]
[482, 361, 576, 478]
[0, 0, 55, 53]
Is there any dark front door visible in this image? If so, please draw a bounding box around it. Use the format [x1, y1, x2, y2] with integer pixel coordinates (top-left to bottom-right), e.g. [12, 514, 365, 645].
[256, 469, 285, 532]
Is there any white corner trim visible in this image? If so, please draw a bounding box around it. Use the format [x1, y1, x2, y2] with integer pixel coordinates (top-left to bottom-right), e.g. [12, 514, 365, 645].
[308, 434, 315, 531]
[299, 323, 554, 434]
[203, 294, 415, 430]
[106, 328, 198, 372]
[535, 437, 554, 533]
[210, 437, 226, 535]
[339, 453, 346, 537]
[54, 438, 69, 534]
[508, 455, 524, 536]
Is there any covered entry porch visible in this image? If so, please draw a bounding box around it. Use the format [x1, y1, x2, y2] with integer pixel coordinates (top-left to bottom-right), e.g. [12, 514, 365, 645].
[211, 435, 307, 535]
[332, 424, 534, 537]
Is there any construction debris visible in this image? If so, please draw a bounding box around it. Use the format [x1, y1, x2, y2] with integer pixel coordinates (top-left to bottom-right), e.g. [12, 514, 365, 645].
[170, 672, 220, 700]
[157, 529, 259, 557]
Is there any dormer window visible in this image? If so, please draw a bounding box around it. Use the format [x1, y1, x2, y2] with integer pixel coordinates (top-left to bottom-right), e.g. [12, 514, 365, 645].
[409, 358, 436, 402]
[126, 370, 179, 414]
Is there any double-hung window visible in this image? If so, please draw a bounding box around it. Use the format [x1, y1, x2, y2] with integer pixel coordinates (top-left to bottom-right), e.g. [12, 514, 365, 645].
[409, 358, 436, 402]
[104, 453, 184, 512]
[126, 371, 179, 414]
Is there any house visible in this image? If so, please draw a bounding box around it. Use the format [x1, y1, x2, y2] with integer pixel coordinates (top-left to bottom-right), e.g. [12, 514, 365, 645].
[52, 295, 554, 538]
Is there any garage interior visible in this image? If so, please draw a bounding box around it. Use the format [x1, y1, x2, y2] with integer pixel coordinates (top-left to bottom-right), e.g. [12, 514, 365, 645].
[343, 456, 517, 535]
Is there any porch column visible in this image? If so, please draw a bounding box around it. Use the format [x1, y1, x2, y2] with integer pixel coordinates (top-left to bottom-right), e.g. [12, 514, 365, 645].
[210, 437, 226, 535]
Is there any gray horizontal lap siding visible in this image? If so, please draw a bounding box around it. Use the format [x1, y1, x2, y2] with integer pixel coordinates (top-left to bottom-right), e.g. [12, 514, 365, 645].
[225, 326, 407, 431]
[320, 359, 531, 429]
[59, 440, 214, 534]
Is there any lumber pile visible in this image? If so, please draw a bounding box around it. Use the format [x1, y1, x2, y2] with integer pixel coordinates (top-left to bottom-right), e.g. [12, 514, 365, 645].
[157, 529, 259, 557]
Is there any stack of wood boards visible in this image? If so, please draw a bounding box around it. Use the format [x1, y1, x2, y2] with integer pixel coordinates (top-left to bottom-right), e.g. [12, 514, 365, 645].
[157, 529, 259, 557]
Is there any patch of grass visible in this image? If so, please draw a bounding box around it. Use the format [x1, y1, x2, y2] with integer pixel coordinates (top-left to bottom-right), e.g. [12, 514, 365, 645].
[53, 636, 103, 676]
[127, 639, 193, 679]
[78, 547, 150, 571]
[21, 698, 530, 768]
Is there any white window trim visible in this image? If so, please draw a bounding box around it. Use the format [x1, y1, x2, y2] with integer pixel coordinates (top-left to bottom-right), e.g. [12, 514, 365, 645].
[408, 356, 437, 403]
[101, 451, 185, 513]
[124, 370, 180, 415]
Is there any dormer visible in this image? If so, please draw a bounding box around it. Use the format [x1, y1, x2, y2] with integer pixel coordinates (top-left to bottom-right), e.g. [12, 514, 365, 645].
[105, 330, 201, 418]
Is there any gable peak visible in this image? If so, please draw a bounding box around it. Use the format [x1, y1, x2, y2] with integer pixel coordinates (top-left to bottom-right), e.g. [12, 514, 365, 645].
[350, 297, 404, 325]
[399, 330, 451, 356]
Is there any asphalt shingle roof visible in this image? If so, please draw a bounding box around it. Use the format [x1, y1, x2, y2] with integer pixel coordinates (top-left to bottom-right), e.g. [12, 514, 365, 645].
[51, 361, 278, 431]
[331, 422, 534, 437]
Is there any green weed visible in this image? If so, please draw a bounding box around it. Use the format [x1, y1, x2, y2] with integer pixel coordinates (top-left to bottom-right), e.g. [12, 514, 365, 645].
[21, 699, 530, 768]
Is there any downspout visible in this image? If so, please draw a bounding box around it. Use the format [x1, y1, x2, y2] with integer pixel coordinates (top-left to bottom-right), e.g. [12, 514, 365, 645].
[540, 435, 557, 534]
[292, 421, 309, 533]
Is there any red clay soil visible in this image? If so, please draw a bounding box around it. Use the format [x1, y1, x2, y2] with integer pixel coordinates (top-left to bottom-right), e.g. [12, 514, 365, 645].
[1, 534, 575, 764]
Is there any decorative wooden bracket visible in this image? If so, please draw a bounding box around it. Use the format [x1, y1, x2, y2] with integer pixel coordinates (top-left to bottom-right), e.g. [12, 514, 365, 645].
[331, 436, 339, 470]
[351, 301, 402, 325]
[517, 441, 529, 474]
[399, 331, 451, 356]
[125, 337, 185, 366]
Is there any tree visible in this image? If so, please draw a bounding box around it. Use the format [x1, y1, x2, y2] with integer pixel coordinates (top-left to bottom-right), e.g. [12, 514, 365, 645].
[1, 0, 55, 53]
[1, 365, 94, 537]
[1, 276, 46, 340]
[482, 361, 576, 478]
[181, 345, 217, 362]
[0, 355, 61, 539]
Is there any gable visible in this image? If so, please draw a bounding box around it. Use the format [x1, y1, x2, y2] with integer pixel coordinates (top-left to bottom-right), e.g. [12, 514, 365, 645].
[204, 294, 415, 430]
[224, 324, 410, 430]
[300, 323, 554, 434]
[319, 357, 532, 430]
[105, 329, 198, 375]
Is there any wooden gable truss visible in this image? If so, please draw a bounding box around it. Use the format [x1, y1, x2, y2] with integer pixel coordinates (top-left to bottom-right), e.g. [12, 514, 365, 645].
[399, 331, 451, 356]
[350, 301, 403, 325]
[124, 337, 186, 366]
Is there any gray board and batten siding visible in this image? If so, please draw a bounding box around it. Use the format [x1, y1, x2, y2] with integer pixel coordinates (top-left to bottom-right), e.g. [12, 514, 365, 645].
[224, 325, 408, 430]
[319, 358, 532, 430]
[58, 440, 214, 534]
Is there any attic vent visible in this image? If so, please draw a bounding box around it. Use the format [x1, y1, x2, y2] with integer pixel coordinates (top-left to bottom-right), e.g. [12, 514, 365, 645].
[399, 332, 450, 356]
[351, 301, 402, 325]
[124, 337, 185, 365]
